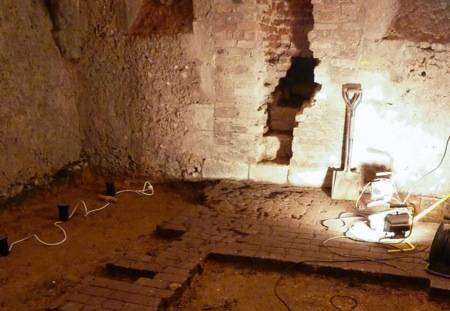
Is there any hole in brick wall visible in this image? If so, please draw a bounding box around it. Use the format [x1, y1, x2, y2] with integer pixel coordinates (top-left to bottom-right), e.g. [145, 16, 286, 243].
[260, 0, 320, 165]
[263, 57, 320, 164]
[272, 57, 321, 108]
[130, 0, 193, 35]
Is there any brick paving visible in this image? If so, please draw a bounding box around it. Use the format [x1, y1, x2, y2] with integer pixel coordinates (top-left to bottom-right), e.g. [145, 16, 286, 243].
[51, 182, 449, 310]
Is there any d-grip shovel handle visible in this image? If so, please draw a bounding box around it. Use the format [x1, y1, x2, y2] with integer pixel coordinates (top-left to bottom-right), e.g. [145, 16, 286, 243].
[342, 83, 362, 172]
[342, 83, 362, 111]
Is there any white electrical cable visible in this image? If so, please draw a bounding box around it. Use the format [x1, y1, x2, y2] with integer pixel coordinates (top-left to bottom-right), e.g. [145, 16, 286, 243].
[355, 182, 371, 209]
[8, 181, 154, 252]
[321, 212, 365, 231]
[33, 221, 68, 246]
[8, 221, 68, 251]
[70, 200, 110, 218]
[116, 181, 154, 196]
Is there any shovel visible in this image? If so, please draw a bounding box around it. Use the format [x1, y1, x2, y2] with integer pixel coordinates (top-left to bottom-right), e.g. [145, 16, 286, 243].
[332, 83, 363, 200]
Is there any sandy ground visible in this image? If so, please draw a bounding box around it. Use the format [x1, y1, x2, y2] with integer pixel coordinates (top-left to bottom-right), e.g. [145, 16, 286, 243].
[0, 178, 448, 310]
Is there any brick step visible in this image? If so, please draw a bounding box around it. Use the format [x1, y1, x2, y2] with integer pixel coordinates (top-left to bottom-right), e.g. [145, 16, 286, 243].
[268, 105, 299, 132]
[262, 130, 293, 161]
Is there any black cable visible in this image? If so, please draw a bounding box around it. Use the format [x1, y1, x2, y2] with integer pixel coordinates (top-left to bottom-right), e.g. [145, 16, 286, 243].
[273, 259, 365, 311]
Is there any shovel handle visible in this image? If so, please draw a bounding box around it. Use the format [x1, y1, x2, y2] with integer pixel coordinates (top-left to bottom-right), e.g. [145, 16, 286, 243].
[342, 84, 362, 171]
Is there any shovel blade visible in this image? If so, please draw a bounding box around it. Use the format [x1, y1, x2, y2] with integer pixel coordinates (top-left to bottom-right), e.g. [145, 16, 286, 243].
[331, 170, 362, 201]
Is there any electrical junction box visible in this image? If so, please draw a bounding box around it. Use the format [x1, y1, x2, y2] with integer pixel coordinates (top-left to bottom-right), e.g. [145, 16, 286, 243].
[368, 208, 412, 237]
[384, 213, 411, 237]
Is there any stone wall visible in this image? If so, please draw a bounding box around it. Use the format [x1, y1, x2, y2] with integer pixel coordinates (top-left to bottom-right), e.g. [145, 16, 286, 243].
[0, 0, 81, 200]
[190, 0, 450, 195]
[75, 0, 270, 181]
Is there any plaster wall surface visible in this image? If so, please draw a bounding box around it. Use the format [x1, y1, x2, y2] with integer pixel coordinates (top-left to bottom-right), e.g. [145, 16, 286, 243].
[76, 0, 207, 180]
[0, 0, 81, 200]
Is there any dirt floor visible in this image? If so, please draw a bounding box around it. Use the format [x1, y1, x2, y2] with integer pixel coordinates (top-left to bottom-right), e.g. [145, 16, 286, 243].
[173, 259, 449, 311]
[0, 177, 449, 310]
[0, 175, 199, 310]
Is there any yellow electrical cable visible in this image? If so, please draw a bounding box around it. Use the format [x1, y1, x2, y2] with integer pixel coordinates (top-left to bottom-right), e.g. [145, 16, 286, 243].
[414, 193, 450, 223]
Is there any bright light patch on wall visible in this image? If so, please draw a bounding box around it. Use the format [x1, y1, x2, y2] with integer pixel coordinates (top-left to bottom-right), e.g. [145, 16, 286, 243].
[351, 100, 444, 193]
[288, 167, 328, 187]
[364, 84, 385, 101]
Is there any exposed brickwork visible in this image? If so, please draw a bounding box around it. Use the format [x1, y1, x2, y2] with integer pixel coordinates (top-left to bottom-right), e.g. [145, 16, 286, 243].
[289, 0, 366, 183]
[192, 0, 450, 195]
[211, 1, 268, 163]
[260, 0, 314, 89]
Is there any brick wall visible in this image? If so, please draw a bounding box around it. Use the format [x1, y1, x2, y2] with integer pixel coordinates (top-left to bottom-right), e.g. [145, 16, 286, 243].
[191, 0, 269, 179]
[196, 0, 450, 195]
[289, 0, 366, 185]
[198, 0, 318, 179]
[260, 0, 314, 89]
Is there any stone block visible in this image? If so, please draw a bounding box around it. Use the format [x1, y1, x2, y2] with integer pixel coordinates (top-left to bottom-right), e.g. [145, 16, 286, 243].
[182, 130, 214, 158]
[237, 40, 257, 48]
[216, 39, 237, 48]
[202, 159, 249, 180]
[249, 162, 289, 184]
